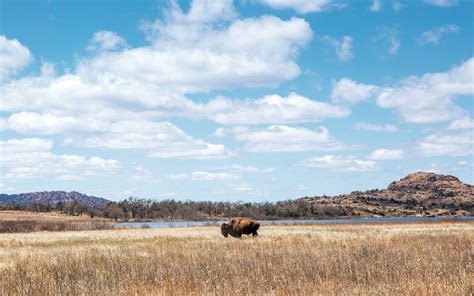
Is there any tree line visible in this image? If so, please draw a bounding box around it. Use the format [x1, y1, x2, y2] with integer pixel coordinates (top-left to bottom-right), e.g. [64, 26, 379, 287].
[0, 197, 356, 220]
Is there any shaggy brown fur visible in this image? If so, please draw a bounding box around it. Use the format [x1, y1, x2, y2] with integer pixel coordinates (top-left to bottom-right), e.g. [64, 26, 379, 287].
[221, 218, 260, 238]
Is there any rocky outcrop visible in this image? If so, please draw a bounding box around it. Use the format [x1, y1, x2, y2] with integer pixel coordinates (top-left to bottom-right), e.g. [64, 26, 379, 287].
[301, 172, 473, 217]
[0, 191, 110, 207]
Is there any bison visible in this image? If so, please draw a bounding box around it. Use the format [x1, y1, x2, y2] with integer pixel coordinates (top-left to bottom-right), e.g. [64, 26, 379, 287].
[221, 218, 260, 238]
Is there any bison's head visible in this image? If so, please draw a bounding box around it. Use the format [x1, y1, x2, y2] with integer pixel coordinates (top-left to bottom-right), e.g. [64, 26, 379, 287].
[221, 223, 230, 237]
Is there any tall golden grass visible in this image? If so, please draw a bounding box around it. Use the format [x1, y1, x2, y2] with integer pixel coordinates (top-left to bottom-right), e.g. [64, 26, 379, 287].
[0, 210, 114, 233]
[0, 220, 113, 233]
[1, 222, 472, 295]
[0, 210, 106, 222]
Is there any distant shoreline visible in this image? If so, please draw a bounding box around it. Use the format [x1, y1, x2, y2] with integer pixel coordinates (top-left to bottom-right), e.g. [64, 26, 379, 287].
[116, 216, 474, 229]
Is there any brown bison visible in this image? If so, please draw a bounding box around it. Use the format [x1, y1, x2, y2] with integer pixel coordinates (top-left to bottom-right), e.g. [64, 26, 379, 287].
[221, 218, 260, 238]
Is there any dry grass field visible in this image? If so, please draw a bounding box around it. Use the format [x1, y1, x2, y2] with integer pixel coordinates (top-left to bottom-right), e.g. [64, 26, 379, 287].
[0, 210, 98, 222]
[0, 221, 472, 295]
[0, 211, 114, 233]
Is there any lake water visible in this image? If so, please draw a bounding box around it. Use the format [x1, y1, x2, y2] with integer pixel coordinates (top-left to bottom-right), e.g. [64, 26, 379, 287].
[116, 216, 474, 229]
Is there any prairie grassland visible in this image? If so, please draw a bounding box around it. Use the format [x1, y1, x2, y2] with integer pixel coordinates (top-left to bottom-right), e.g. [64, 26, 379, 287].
[0, 210, 103, 222]
[0, 220, 113, 233]
[0, 222, 472, 295]
[0, 211, 113, 233]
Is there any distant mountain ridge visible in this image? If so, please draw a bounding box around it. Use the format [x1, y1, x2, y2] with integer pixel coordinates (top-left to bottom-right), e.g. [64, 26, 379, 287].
[301, 172, 473, 217]
[0, 191, 110, 207]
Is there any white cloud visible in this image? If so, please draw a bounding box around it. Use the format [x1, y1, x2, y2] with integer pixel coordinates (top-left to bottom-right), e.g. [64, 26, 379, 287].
[259, 0, 337, 13]
[0, 138, 53, 153]
[228, 164, 274, 173]
[297, 184, 307, 191]
[299, 155, 377, 172]
[392, 1, 407, 11]
[2, 90, 347, 127]
[419, 25, 459, 45]
[448, 117, 474, 130]
[424, 161, 473, 175]
[78, 120, 231, 160]
[0, 118, 6, 131]
[374, 26, 400, 55]
[376, 57, 473, 123]
[340, 58, 474, 124]
[212, 127, 226, 138]
[331, 78, 378, 104]
[353, 122, 398, 133]
[368, 149, 406, 160]
[146, 142, 230, 159]
[39, 62, 56, 77]
[158, 192, 176, 197]
[0, 35, 33, 81]
[81, 17, 312, 93]
[168, 171, 240, 181]
[3, 113, 231, 160]
[167, 173, 189, 180]
[56, 175, 85, 181]
[114, 6, 313, 92]
[418, 131, 473, 156]
[5, 112, 107, 134]
[169, 164, 273, 182]
[424, 0, 458, 7]
[0, 138, 119, 180]
[191, 171, 240, 181]
[87, 31, 128, 51]
[0, 69, 175, 114]
[370, 0, 382, 12]
[0, 2, 313, 117]
[232, 183, 253, 192]
[233, 125, 345, 152]
[162, 0, 237, 25]
[322, 35, 353, 61]
[130, 164, 156, 182]
[211, 93, 349, 125]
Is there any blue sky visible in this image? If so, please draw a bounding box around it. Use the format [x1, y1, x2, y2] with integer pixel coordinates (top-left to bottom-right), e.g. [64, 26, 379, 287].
[0, 0, 472, 201]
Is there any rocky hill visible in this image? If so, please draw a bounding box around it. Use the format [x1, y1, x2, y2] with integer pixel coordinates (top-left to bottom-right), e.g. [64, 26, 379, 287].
[301, 172, 473, 217]
[0, 191, 110, 207]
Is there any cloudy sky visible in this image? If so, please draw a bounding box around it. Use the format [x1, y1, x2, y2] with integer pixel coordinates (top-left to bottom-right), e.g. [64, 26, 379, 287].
[0, 0, 472, 201]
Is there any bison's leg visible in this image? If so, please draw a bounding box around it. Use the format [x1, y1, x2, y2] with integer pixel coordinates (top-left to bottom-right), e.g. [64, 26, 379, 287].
[252, 231, 258, 237]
